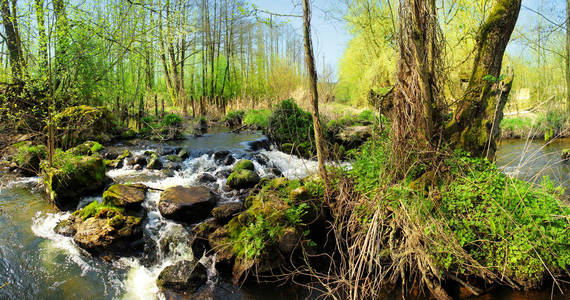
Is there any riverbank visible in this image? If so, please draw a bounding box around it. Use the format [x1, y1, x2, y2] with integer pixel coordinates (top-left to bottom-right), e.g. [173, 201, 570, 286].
[500, 110, 569, 140]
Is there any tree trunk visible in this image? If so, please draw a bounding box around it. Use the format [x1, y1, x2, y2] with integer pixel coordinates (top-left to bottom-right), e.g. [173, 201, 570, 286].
[445, 0, 521, 160]
[303, 0, 328, 190]
[390, 0, 443, 173]
[1, 0, 24, 81]
[35, 0, 48, 74]
[566, 0, 570, 113]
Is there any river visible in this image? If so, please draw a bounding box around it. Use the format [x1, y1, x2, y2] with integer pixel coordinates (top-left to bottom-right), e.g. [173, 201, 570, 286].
[0, 134, 568, 299]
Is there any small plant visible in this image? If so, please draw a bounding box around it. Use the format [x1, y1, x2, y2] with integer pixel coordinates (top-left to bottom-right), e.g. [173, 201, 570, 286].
[75, 200, 125, 220]
[243, 109, 271, 129]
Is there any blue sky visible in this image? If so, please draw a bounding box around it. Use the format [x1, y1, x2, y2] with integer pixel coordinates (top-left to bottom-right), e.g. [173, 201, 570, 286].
[251, 0, 566, 75]
[250, 0, 351, 76]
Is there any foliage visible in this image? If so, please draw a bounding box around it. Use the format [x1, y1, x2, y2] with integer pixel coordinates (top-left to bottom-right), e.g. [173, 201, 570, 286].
[266, 99, 315, 157]
[243, 109, 271, 129]
[140, 113, 184, 140]
[13, 143, 47, 168]
[346, 139, 388, 198]
[223, 110, 245, 127]
[435, 153, 570, 287]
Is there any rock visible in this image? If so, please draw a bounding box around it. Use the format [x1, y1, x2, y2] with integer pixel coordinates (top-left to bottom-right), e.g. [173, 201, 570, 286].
[102, 184, 148, 208]
[178, 148, 190, 160]
[162, 169, 175, 177]
[134, 155, 147, 166]
[214, 150, 231, 161]
[247, 137, 271, 151]
[211, 203, 243, 224]
[43, 156, 109, 210]
[159, 186, 218, 223]
[270, 167, 283, 177]
[233, 159, 254, 172]
[197, 173, 216, 183]
[222, 155, 235, 166]
[165, 162, 182, 171]
[134, 164, 143, 171]
[215, 169, 232, 179]
[166, 155, 182, 162]
[156, 260, 207, 293]
[55, 106, 117, 144]
[278, 228, 300, 254]
[227, 169, 260, 190]
[159, 224, 193, 256]
[252, 154, 268, 166]
[54, 216, 80, 237]
[103, 150, 119, 160]
[562, 149, 570, 161]
[191, 219, 220, 258]
[158, 147, 177, 156]
[73, 213, 144, 254]
[71, 141, 104, 156]
[147, 154, 163, 170]
[336, 125, 372, 147]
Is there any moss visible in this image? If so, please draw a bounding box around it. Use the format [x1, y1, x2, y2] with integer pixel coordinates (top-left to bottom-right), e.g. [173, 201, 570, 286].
[233, 159, 254, 171]
[75, 200, 124, 221]
[166, 155, 182, 162]
[227, 169, 260, 190]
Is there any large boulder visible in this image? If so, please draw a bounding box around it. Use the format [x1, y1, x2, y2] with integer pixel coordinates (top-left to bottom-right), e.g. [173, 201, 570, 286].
[43, 156, 109, 210]
[226, 169, 259, 190]
[54, 105, 118, 146]
[102, 184, 148, 208]
[147, 153, 163, 170]
[73, 214, 143, 254]
[58, 200, 146, 255]
[156, 260, 207, 293]
[158, 186, 217, 223]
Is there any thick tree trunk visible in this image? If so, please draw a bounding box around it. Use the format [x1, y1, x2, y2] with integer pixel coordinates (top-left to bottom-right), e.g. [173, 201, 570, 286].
[303, 0, 328, 190]
[390, 0, 443, 172]
[445, 0, 521, 160]
[1, 0, 24, 81]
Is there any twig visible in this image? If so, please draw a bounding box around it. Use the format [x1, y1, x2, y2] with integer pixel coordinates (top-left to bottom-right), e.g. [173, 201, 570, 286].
[447, 273, 483, 296]
[0, 282, 8, 289]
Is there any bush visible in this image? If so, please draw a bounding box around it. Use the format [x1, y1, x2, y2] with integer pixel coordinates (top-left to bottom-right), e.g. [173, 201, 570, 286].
[266, 99, 315, 157]
[13, 143, 47, 174]
[161, 113, 184, 127]
[140, 114, 184, 140]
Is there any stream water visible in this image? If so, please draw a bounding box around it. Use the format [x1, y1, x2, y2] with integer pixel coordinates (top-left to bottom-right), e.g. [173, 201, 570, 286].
[0, 134, 568, 299]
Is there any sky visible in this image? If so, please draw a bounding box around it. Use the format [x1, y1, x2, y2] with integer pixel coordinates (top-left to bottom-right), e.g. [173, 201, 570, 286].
[250, 0, 351, 76]
[250, 0, 567, 76]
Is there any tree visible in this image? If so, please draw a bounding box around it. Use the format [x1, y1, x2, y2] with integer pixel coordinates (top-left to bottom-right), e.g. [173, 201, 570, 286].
[567, 0, 570, 112]
[446, 0, 521, 160]
[390, 0, 444, 171]
[302, 0, 328, 189]
[0, 0, 24, 81]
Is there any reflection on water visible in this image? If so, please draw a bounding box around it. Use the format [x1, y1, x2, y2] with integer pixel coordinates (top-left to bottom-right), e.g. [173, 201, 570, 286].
[496, 138, 570, 196]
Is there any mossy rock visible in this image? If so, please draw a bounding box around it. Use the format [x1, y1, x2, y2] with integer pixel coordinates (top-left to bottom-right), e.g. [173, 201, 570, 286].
[158, 186, 218, 223]
[562, 149, 570, 161]
[43, 156, 109, 210]
[71, 141, 104, 156]
[226, 169, 260, 190]
[210, 177, 320, 282]
[212, 202, 243, 224]
[166, 155, 182, 162]
[102, 184, 148, 208]
[147, 153, 163, 170]
[156, 260, 207, 293]
[54, 105, 117, 147]
[233, 159, 254, 172]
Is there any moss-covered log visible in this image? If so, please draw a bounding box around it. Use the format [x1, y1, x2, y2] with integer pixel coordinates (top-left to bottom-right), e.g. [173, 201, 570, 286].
[445, 0, 521, 160]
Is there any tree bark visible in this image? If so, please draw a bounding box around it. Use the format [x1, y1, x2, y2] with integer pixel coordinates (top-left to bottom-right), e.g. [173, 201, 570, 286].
[566, 0, 570, 113]
[1, 0, 24, 81]
[390, 0, 443, 172]
[445, 0, 521, 160]
[303, 0, 328, 190]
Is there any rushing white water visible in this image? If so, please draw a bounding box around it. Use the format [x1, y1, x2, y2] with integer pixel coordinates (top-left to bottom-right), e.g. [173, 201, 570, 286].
[27, 137, 319, 299]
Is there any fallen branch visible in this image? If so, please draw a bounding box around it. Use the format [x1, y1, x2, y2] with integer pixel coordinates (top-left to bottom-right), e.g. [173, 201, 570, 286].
[447, 273, 484, 296]
[0, 282, 8, 289]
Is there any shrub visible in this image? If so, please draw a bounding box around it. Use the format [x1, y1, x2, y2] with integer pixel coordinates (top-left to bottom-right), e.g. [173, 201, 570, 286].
[266, 99, 315, 157]
[13, 143, 47, 170]
[161, 113, 184, 127]
[223, 110, 245, 127]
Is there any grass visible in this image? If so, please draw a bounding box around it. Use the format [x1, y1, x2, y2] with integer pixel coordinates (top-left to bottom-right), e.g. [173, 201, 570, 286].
[243, 109, 271, 128]
[74, 200, 125, 220]
[501, 109, 569, 140]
